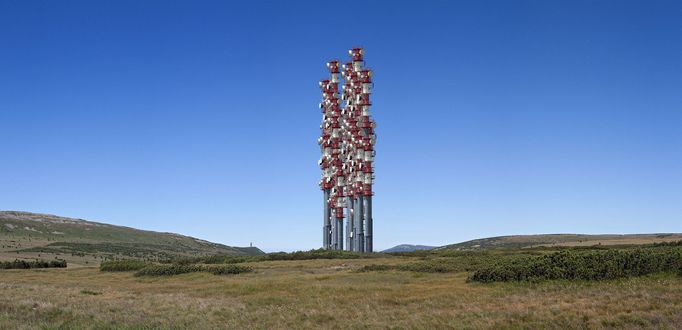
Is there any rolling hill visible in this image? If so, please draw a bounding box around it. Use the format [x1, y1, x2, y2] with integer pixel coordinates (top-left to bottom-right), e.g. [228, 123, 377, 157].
[439, 233, 682, 250]
[382, 244, 436, 253]
[0, 211, 263, 267]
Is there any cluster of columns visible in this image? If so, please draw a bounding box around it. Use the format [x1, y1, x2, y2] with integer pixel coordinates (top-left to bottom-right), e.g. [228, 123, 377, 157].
[318, 48, 376, 252]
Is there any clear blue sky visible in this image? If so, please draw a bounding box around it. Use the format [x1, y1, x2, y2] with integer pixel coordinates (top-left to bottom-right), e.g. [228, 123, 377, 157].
[1, 1, 680, 252]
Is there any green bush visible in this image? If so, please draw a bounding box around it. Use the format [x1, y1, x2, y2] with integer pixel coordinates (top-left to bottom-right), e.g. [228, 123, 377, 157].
[653, 240, 682, 247]
[134, 264, 252, 277]
[163, 249, 377, 265]
[169, 255, 258, 265]
[386, 250, 435, 258]
[207, 264, 253, 275]
[100, 260, 151, 272]
[360, 251, 536, 274]
[0, 259, 67, 269]
[357, 264, 394, 272]
[469, 247, 682, 283]
[134, 264, 199, 276]
[262, 249, 365, 261]
[80, 289, 102, 295]
[396, 260, 460, 273]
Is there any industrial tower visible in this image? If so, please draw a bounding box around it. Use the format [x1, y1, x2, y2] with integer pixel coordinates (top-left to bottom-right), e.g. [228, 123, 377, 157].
[319, 48, 376, 252]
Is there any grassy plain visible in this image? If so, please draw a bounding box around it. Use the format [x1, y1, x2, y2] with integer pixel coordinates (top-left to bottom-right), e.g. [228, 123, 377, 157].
[2, 255, 682, 329]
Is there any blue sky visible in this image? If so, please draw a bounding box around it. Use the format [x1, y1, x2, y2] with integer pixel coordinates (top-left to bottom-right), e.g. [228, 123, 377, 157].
[1, 1, 680, 252]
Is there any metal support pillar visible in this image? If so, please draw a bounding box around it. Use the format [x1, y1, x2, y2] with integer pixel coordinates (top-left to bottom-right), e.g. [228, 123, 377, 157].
[346, 197, 354, 251]
[335, 217, 344, 250]
[356, 195, 365, 252]
[330, 213, 336, 249]
[364, 195, 372, 252]
[352, 196, 359, 251]
[323, 189, 331, 249]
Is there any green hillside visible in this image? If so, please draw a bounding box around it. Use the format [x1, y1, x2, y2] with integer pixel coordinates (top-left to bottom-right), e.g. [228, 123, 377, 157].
[0, 211, 263, 267]
[440, 233, 682, 250]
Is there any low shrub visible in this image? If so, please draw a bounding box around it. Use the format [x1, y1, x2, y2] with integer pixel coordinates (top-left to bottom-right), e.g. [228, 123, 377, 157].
[100, 260, 151, 272]
[469, 247, 682, 283]
[262, 249, 366, 261]
[207, 264, 253, 275]
[386, 250, 435, 258]
[0, 259, 67, 269]
[80, 289, 102, 295]
[134, 264, 199, 276]
[163, 249, 378, 265]
[396, 260, 460, 273]
[357, 264, 394, 272]
[653, 240, 682, 247]
[134, 264, 252, 277]
[359, 251, 535, 274]
[169, 255, 258, 265]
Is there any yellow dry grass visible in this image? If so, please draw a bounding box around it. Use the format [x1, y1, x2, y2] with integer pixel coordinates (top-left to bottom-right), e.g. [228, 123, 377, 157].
[1, 257, 682, 329]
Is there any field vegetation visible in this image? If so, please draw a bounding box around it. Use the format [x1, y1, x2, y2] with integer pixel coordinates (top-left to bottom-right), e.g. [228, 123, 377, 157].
[2, 242, 682, 328]
[441, 233, 682, 250]
[102, 249, 361, 277]
[469, 245, 682, 282]
[358, 243, 682, 284]
[99, 260, 150, 272]
[1, 251, 682, 328]
[167, 248, 378, 265]
[0, 259, 66, 269]
[133, 264, 252, 276]
[0, 211, 264, 268]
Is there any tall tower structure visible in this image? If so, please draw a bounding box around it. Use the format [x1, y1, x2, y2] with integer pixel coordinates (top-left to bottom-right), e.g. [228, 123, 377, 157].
[319, 48, 375, 252]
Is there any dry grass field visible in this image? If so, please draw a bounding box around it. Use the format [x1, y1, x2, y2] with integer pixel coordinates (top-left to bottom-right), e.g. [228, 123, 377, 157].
[2, 256, 682, 329]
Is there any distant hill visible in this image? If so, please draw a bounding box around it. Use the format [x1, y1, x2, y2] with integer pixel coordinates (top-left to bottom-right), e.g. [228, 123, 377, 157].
[0, 211, 264, 266]
[382, 244, 436, 253]
[439, 233, 682, 250]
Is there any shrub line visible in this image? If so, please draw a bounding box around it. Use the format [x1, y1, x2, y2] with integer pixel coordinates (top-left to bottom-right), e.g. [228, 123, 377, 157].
[0, 259, 67, 269]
